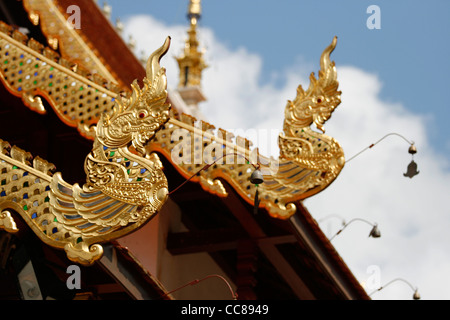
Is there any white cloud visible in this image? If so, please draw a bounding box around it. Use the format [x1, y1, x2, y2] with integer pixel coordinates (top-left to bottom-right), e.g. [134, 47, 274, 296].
[124, 15, 450, 300]
[122, 15, 187, 88]
[305, 67, 450, 300]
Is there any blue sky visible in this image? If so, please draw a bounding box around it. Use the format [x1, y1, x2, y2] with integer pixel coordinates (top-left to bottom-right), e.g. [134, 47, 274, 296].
[103, 0, 450, 300]
[107, 0, 450, 159]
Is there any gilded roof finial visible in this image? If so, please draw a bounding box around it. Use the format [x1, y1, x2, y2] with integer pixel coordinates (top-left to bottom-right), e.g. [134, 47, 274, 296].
[188, 0, 201, 25]
[176, 0, 207, 89]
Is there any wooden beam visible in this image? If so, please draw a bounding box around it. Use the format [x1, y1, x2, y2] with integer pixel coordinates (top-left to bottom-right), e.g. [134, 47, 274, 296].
[167, 229, 297, 255]
[98, 244, 169, 300]
[289, 210, 369, 300]
[93, 283, 125, 294]
[236, 239, 258, 300]
[167, 228, 243, 255]
[218, 181, 316, 300]
[258, 244, 315, 299]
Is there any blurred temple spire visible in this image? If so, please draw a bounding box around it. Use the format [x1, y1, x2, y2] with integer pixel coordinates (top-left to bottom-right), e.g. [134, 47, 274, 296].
[175, 0, 207, 116]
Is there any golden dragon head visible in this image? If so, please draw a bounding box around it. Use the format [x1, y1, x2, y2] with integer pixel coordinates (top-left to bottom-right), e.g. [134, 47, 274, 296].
[42, 38, 174, 265]
[96, 37, 171, 154]
[79, 38, 172, 223]
[283, 36, 341, 135]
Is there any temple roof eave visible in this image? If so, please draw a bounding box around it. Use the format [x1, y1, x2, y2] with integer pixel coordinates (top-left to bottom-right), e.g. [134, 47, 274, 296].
[0, 26, 345, 221]
[0, 19, 368, 299]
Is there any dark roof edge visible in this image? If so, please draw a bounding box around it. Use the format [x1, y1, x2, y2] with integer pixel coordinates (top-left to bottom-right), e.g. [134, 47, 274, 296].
[97, 242, 172, 300]
[290, 202, 371, 300]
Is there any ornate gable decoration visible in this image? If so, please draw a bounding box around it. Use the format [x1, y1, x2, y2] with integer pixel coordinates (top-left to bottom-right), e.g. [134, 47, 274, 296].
[0, 23, 346, 264]
[0, 38, 171, 265]
[148, 37, 345, 218]
[22, 0, 118, 84]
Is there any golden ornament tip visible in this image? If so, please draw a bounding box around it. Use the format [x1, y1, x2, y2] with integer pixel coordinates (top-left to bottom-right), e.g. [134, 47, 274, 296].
[145, 36, 171, 81]
[188, 0, 202, 20]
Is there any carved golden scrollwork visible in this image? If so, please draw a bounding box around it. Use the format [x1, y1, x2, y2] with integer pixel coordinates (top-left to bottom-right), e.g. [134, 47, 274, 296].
[22, 0, 118, 84]
[0, 210, 18, 233]
[0, 21, 120, 140]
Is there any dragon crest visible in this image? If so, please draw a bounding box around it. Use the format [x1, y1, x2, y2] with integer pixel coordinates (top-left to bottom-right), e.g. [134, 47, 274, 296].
[282, 36, 341, 135]
[279, 36, 344, 169]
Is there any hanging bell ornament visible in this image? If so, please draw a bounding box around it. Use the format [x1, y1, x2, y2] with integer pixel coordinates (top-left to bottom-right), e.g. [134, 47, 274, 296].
[368, 224, 381, 238]
[404, 160, 419, 178]
[413, 289, 421, 300]
[253, 187, 260, 215]
[250, 168, 263, 215]
[408, 144, 417, 155]
[250, 169, 264, 185]
[404, 143, 419, 178]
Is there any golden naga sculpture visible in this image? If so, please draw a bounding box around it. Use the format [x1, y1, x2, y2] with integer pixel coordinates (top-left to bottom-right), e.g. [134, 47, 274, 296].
[0, 20, 344, 223]
[0, 38, 172, 265]
[149, 37, 344, 219]
[277, 36, 344, 194]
